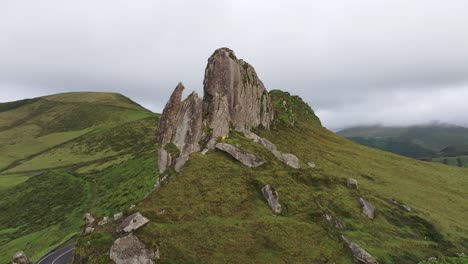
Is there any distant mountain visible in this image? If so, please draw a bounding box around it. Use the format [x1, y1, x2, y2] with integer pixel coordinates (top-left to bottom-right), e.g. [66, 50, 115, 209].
[338, 124, 468, 167]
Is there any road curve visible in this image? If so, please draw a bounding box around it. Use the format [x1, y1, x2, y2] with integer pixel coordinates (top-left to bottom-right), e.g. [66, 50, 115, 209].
[35, 243, 76, 264]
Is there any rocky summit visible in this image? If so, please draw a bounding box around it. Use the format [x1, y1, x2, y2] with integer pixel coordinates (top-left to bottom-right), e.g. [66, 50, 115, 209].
[157, 48, 275, 173]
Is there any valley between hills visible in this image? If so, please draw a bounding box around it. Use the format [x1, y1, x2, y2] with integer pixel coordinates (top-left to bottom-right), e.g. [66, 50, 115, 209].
[1, 49, 467, 264]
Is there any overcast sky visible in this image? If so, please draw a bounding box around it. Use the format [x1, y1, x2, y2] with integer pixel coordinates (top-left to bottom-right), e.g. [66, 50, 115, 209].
[1, 0, 468, 130]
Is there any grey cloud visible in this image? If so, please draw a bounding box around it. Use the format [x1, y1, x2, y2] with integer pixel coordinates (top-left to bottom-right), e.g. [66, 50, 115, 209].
[1, 0, 468, 130]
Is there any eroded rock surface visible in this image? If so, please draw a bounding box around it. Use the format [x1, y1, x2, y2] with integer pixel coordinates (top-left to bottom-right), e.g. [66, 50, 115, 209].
[118, 213, 150, 233]
[241, 130, 277, 151]
[110, 234, 156, 264]
[12, 251, 30, 264]
[215, 143, 265, 167]
[203, 48, 275, 138]
[261, 185, 282, 214]
[341, 236, 379, 264]
[359, 198, 376, 219]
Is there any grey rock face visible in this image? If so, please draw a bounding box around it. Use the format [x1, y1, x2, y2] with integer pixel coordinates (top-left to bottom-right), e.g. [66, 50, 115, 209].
[110, 234, 156, 264]
[12, 251, 30, 264]
[347, 178, 359, 189]
[261, 185, 282, 214]
[241, 130, 277, 151]
[84, 213, 95, 226]
[341, 236, 379, 264]
[118, 213, 150, 233]
[203, 48, 275, 138]
[215, 143, 266, 167]
[157, 85, 203, 173]
[359, 198, 376, 219]
[272, 150, 301, 169]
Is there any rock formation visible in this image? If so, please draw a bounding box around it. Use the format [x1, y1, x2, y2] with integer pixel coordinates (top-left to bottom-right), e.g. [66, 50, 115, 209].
[84, 213, 95, 226]
[261, 185, 282, 214]
[272, 150, 301, 169]
[110, 234, 156, 264]
[341, 236, 379, 264]
[359, 198, 376, 219]
[215, 143, 266, 168]
[157, 48, 276, 173]
[12, 251, 30, 264]
[98, 217, 110, 226]
[323, 213, 345, 230]
[114, 212, 124, 221]
[118, 213, 150, 233]
[203, 48, 275, 137]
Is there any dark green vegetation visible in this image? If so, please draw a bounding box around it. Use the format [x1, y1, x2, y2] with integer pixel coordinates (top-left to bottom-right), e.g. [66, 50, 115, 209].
[338, 125, 468, 167]
[76, 91, 467, 263]
[0, 93, 159, 263]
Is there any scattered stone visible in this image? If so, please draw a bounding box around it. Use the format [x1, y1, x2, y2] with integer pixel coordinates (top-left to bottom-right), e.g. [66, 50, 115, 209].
[84, 213, 95, 226]
[12, 251, 30, 264]
[154, 247, 160, 260]
[114, 212, 124, 221]
[261, 185, 282, 214]
[341, 235, 379, 264]
[359, 198, 376, 219]
[201, 149, 209, 155]
[307, 162, 316, 168]
[215, 143, 266, 167]
[241, 130, 277, 151]
[323, 213, 345, 229]
[346, 178, 359, 189]
[110, 234, 156, 264]
[390, 198, 411, 212]
[33, 171, 45, 177]
[129, 205, 136, 210]
[118, 213, 150, 233]
[272, 150, 301, 169]
[98, 217, 110, 226]
[85, 227, 94, 235]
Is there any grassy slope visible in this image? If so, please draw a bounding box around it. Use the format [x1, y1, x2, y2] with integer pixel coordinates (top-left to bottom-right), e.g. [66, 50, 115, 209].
[0, 93, 159, 263]
[75, 90, 467, 264]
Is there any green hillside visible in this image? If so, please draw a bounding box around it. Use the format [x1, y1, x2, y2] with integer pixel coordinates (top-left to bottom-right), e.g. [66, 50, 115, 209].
[0, 92, 159, 263]
[74, 91, 468, 263]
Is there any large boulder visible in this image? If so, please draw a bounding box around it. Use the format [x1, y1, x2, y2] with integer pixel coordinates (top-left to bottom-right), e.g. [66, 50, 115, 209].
[241, 130, 277, 151]
[203, 48, 275, 138]
[12, 251, 30, 264]
[341, 236, 379, 264]
[261, 185, 282, 214]
[118, 213, 150, 233]
[272, 150, 301, 169]
[157, 85, 203, 173]
[215, 143, 265, 168]
[359, 198, 376, 219]
[110, 234, 156, 264]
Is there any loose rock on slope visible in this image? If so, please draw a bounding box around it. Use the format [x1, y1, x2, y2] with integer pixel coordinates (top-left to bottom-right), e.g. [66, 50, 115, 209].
[359, 198, 376, 219]
[341, 236, 379, 264]
[12, 251, 30, 264]
[261, 185, 282, 214]
[118, 213, 150, 233]
[215, 143, 266, 168]
[110, 234, 156, 264]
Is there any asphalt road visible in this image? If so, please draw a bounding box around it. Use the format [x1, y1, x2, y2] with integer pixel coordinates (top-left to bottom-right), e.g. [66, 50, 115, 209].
[35, 243, 76, 264]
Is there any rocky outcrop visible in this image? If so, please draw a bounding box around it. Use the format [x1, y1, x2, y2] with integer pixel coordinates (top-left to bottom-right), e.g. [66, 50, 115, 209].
[110, 234, 156, 264]
[12, 251, 30, 264]
[98, 217, 110, 226]
[241, 130, 276, 151]
[359, 198, 376, 219]
[215, 143, 266, 167]
[157, 84, 203, 173]
[341, 236, 379, 264]
[347, 178, 359, 189]
[114, 212, 123, 221]
[272, 150, 301, 169]
[203, 48, 275, 138]
[84, 213, 95, 226]
[261, 185, 282, 214]
[85, 227, 94, 235]
[118, 213, 150, 233]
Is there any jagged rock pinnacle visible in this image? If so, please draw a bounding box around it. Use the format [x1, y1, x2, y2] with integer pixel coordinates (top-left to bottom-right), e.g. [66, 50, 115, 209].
[157, 48, 275, 173]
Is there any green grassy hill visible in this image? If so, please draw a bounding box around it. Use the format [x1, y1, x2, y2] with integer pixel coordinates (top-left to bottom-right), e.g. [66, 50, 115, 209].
[338, 125, 468, 168]
[0, 92, 159, 263]
[74, 91, 468, 263]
